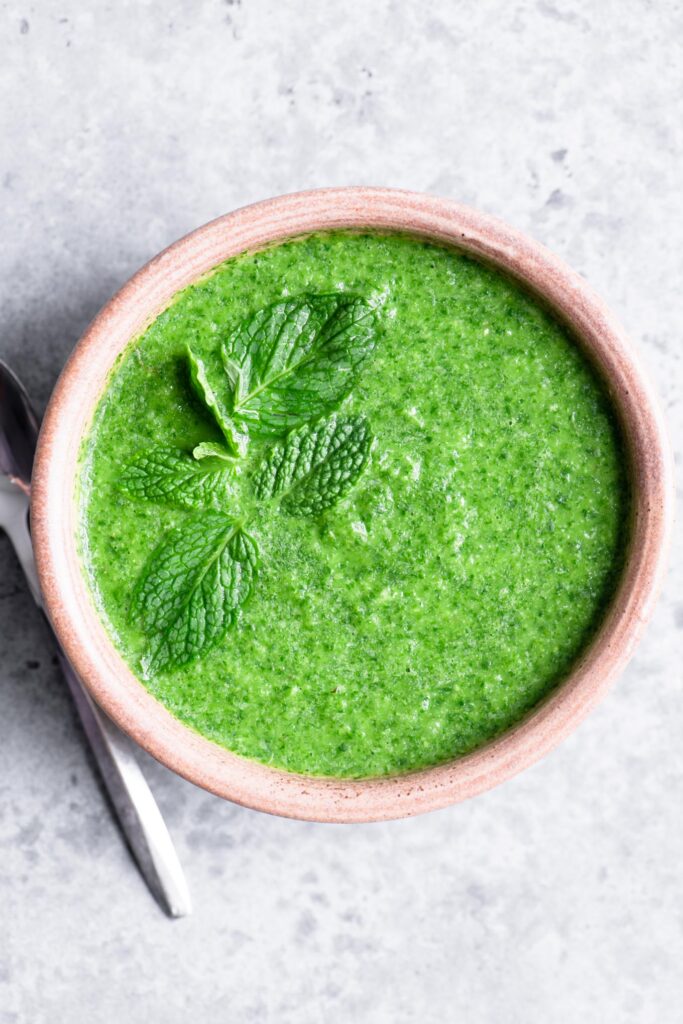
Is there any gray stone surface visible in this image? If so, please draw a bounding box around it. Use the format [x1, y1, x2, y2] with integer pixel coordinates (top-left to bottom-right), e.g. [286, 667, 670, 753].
[1, 1, 681, 1020]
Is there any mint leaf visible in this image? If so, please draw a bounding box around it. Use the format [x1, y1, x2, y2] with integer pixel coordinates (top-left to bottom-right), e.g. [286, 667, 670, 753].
[192, 441, 237, 463]
[131, 513, 258, 674]
[254, 414, 372, 516]
[223, 294, 378, 437]
[187, 345, 247, 455]
[119, 447, 235, 510]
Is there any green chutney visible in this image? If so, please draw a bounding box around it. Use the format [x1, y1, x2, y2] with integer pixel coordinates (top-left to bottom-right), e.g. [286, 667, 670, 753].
[79, 231, 629, 778]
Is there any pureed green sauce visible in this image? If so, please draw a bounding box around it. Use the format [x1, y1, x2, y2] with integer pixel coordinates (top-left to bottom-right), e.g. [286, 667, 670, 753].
[80, 232, 629, 778]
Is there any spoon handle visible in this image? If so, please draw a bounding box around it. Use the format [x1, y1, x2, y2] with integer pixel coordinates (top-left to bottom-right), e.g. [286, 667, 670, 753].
[1, 362, 190, 916]
[1, 482, 190, 917]
[51, 636, 192, 918]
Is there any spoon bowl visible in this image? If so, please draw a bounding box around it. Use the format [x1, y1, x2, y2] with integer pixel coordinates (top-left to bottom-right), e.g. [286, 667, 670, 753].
[0, 361, 39, 487]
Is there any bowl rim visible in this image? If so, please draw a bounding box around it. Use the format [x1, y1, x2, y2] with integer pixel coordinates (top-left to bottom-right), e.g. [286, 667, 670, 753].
[31, 186, 673, 823]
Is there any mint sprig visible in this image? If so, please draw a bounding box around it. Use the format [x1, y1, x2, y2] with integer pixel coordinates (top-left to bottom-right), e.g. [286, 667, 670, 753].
[120, 292, 381, 674]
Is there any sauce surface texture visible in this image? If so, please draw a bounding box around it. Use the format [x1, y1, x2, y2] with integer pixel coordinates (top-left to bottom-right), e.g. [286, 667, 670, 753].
[80, 232, 629, 778]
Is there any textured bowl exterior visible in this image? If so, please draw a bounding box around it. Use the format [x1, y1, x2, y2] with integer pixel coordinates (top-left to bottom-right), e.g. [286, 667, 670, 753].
[30, 188, 673, 823]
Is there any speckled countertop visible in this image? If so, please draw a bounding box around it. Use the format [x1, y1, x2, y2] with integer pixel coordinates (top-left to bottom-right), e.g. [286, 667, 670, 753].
[1, 2, 681, 1022]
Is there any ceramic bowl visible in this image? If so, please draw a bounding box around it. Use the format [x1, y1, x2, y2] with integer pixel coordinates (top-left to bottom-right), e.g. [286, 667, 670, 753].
[31, 187, 673, 822]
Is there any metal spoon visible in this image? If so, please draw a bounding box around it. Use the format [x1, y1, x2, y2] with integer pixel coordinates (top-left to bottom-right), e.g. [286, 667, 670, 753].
[0, 360, 191, 918]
